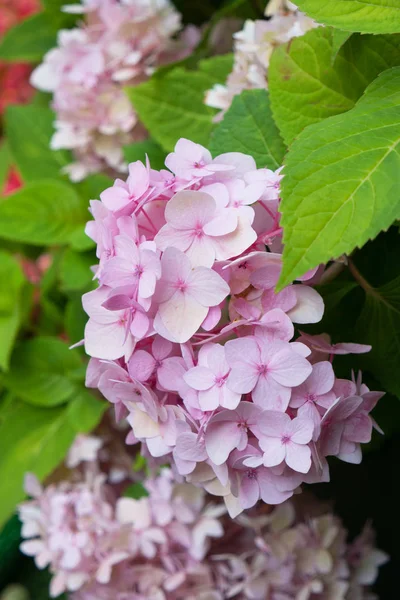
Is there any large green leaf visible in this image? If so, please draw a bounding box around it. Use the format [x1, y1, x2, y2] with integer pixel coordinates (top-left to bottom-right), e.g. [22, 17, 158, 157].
[124, 140, 166, 171]
[60, 249, 95, 292]
[67, 388, 107, 433]
[5, 106, 70, 182]
[0, 14, 56, 62]
[278, 67, 400, 289]
[269, 29, 400, 144]
[0, 399, 76, 528]
[209, 89, 286, 169]
[3, 337, 82, 407]
[0, 254, 25, 371]
[126, 56, 232, 151]
[0, 180, 87, 246]
[294, 0, 400, 34]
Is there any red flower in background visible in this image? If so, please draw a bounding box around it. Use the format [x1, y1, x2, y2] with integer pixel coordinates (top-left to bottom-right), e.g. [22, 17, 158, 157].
[1, 0, 40, 194]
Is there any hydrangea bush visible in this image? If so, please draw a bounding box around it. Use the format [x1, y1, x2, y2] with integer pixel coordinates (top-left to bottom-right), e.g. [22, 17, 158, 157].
[0, 0, 399, 597]
[30, 0, 197, 180]
[19, 434, 388, 599]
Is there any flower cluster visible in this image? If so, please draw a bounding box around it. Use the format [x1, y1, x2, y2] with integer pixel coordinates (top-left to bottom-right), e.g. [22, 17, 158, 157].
[30, 0, 198, 181]
[19, 436, 388, 599]
[214, 501, 388, 600]
[82, 138, 383, 517]
[205, 0, 318, 117]
[0, 0, 39, 116]
[18, 437, 225, 599]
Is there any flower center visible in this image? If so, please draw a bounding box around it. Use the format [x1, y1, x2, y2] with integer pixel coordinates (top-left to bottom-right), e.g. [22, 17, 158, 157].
[246, 469, 257, 479]
[193, 223, 204, 238]
[134, 264, 144, 278]
[257, 363, 268, 376]
[175, 278, 188, 292]
[281, 434, 291, 445]
[214, 373, 228, 387]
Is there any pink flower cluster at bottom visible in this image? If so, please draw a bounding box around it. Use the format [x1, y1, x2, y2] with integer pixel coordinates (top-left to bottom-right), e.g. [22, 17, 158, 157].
[18, 435, 388, 600]
[82, 139, 383, 516]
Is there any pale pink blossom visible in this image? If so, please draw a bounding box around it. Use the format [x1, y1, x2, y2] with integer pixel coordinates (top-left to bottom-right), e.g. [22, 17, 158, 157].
[225, 335, 312, 410]
[184, 343, 241, 411]
[154, 247, 230, 343]
[258, 411, 313, 473]
[155, 190, 256, 267]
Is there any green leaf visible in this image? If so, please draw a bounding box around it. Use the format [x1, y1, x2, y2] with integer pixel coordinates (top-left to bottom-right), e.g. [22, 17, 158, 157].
[209, 89, 286, 169]
[294, 0, 400, 34]
[0, 141, 12, 194]
[0, 13, 56, 62]
[126, 56, 232, 151]
[0, 253, 25, 371]
[196, 54, 233, 84]
[60, 249, 95, 292]
[331, 30, 352, 61]
[5, 105, 70, 182]
[40, 0, 79, 28]
[3, 337, 82, 407]
[278, 67, 400, 289]
[124, 140, 166, 171]
[0, 399, 76, 527]
[65, 296, 87, 347]
[269, 29, 400, 145]
[0, 180, 87, 246]
[67, 388, 107, 433]
[122, 482, 148, 499]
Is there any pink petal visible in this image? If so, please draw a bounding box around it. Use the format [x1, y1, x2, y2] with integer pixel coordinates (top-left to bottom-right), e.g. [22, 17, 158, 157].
[212, 214, 257, 261]
[130, 310, 149, 339]
[155, 223, 194, 253]
[220, 386, 241, 410]
[258, 410, 289, 437]
[205, 421, 243, 465]
[156, 291, 207, 343]
[260, 437, 286, 467]
[184, 366, 214, 390]
[257, 469, 293, 504]
[334, 342, 372, 354]
[226, 364, 258, 394]
[286, 443, 311, 473]
[139, 271, 157, 299]
[288, 417, 314, 444]
[199, 387, 220, 411]
[165, 190, 216, 229]
[287, 285, 324, 324]
[201, 305, 221, 331]
[203, 208, 238, 236]
[308, 361, 335, 395]
[270, 348, 312, 387]
[100, 185, 129, 211]
[252, 375, 291, 410]
[128, 350, 155, 382]
[187, 267, 229, 307]
[185, 235, 216, 268]
[175, 432, 208, 461]
[225, 337, 260, 367]
[239, 474, 260, 509]
[127, 160, 149, 198]
[84, 319, 130, 360]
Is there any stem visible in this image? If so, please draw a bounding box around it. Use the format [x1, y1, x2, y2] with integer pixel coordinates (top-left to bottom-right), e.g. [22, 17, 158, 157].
[347, 259, 375, 295]
[318, 260, 346, 285]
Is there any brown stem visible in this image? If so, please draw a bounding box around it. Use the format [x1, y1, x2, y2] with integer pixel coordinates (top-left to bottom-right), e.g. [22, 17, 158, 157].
[347, 258, 375, 295]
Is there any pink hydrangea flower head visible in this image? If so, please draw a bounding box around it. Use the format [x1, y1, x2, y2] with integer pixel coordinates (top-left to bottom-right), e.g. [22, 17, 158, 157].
[30, 0, 198, 180]
[205, 2, 318, 117]
[81, 139, 384, 515]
